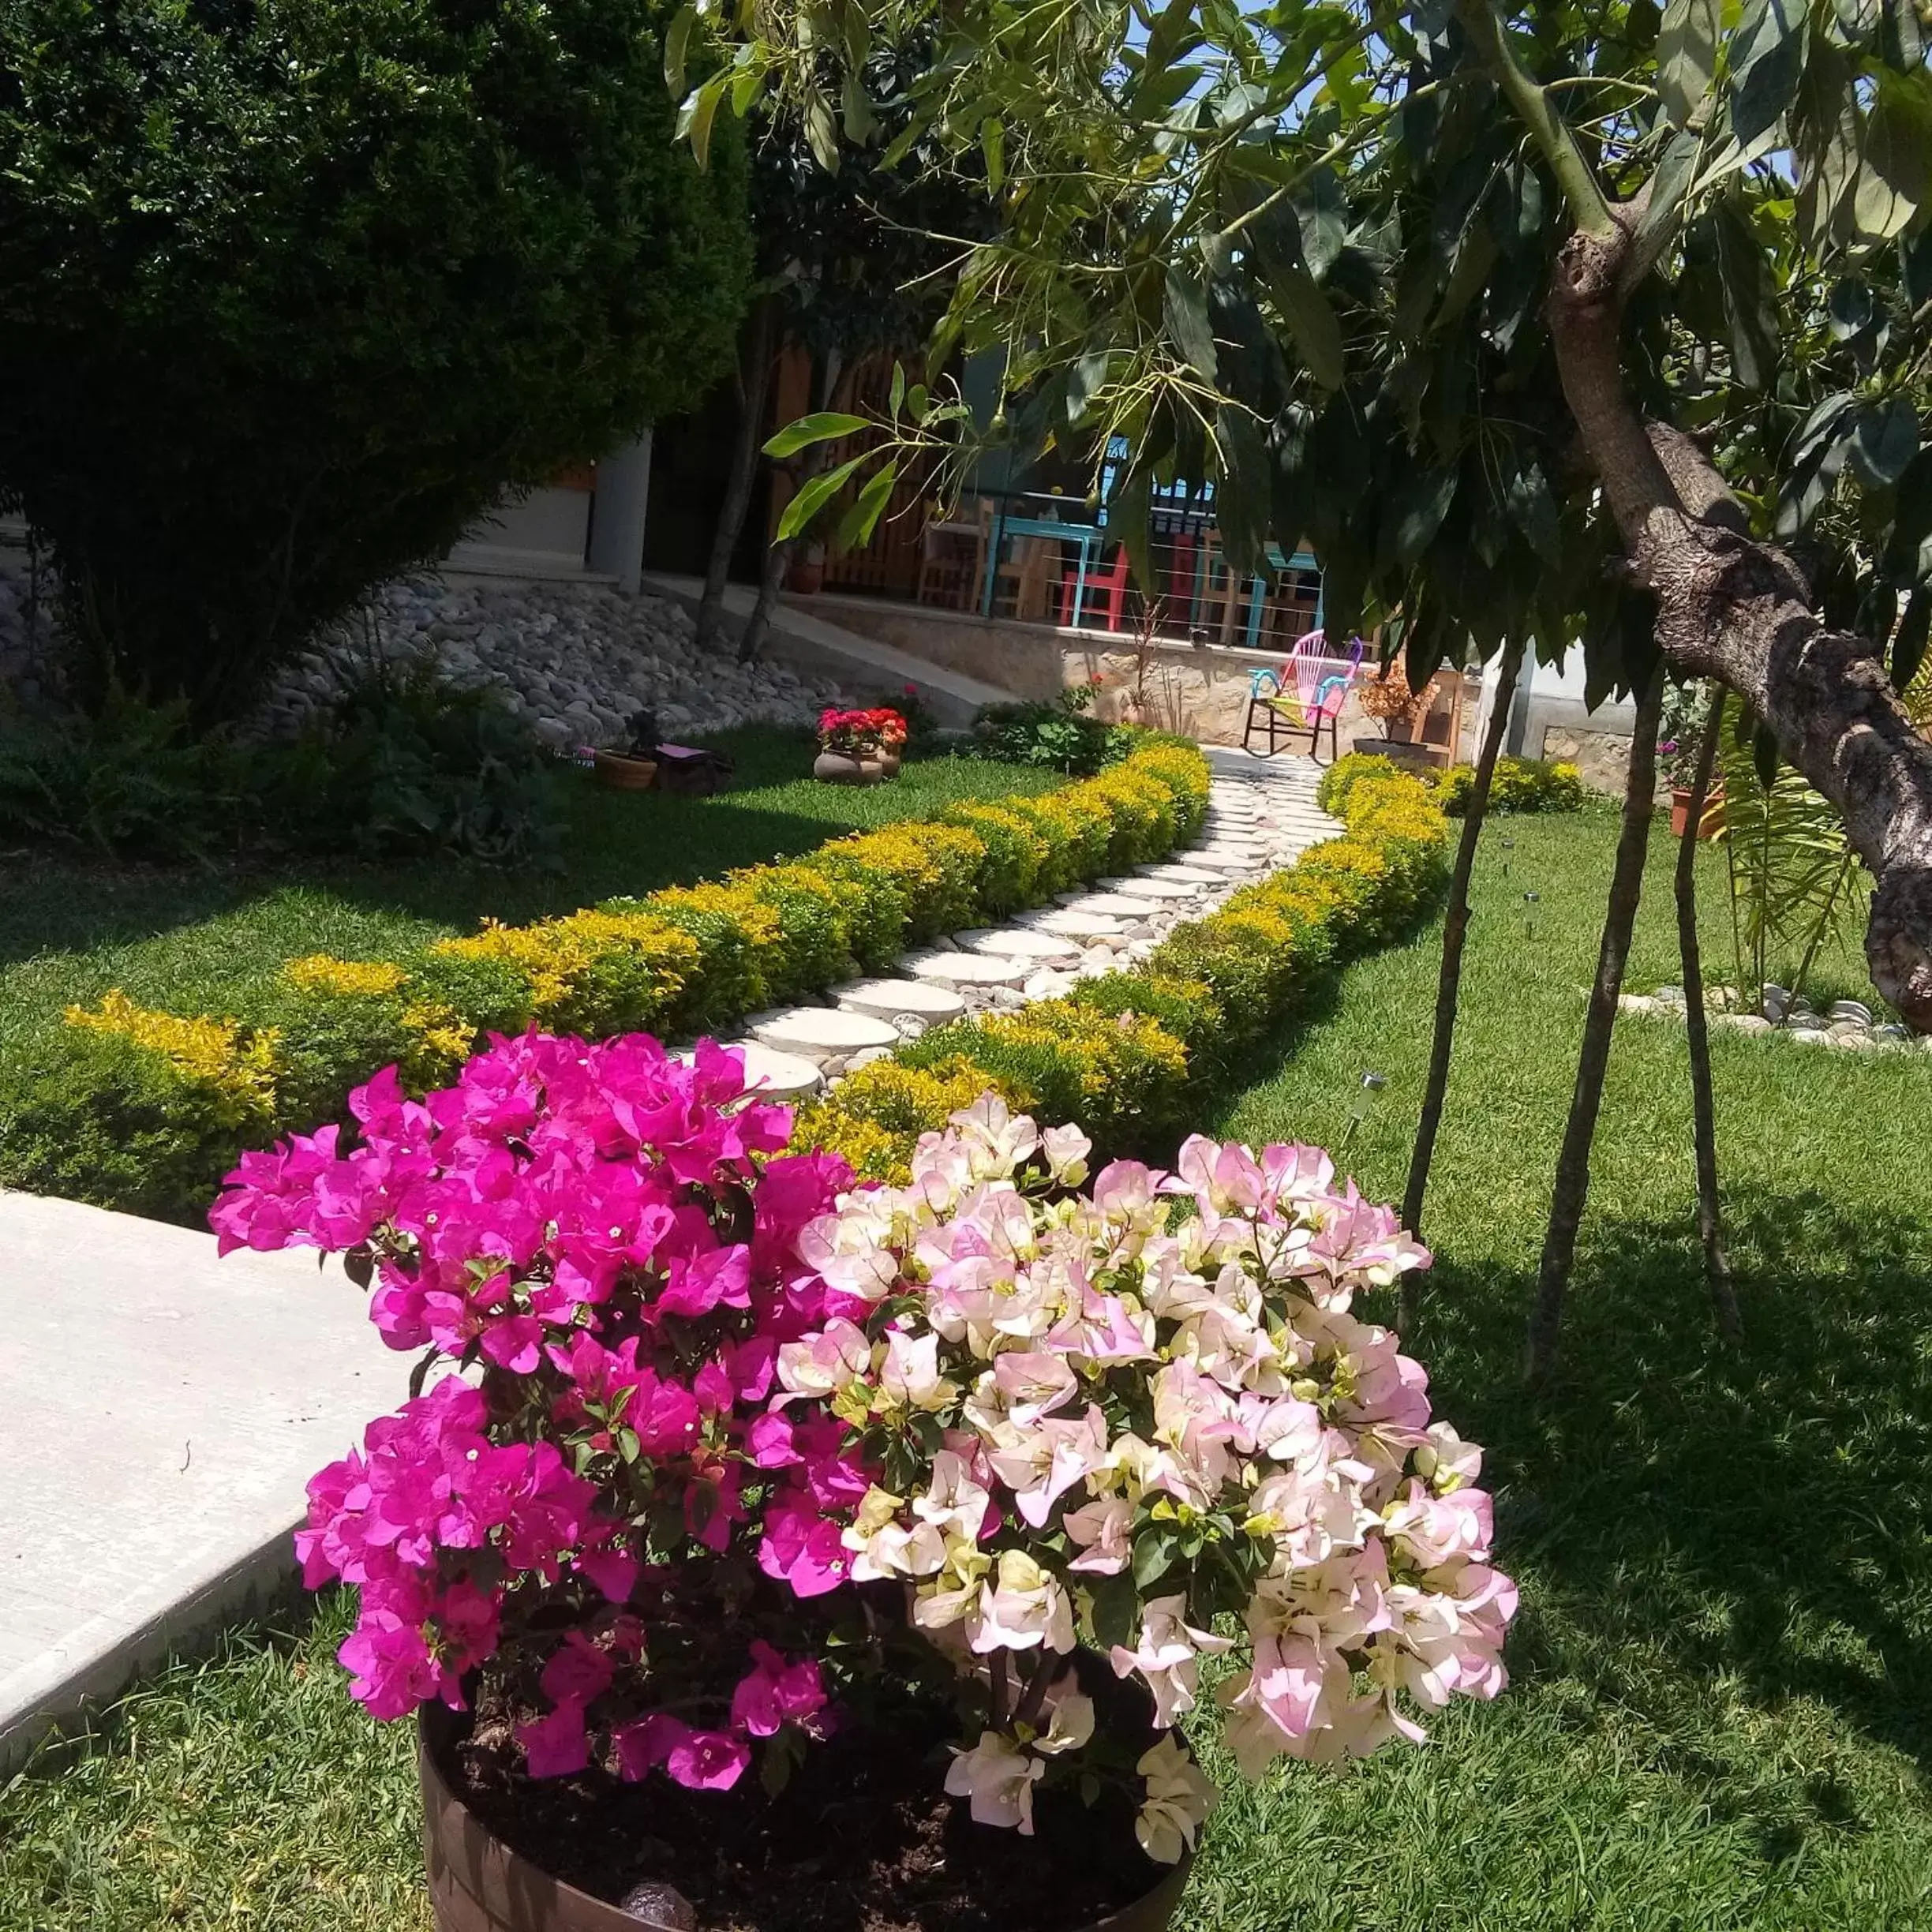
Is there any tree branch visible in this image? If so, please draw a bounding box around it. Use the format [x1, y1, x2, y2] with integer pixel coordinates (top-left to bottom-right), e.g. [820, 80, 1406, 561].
[1455, 0, 1616, 240]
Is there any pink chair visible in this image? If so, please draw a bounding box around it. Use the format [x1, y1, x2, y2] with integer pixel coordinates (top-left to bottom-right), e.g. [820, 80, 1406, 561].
[1059, 547, 1131, 630]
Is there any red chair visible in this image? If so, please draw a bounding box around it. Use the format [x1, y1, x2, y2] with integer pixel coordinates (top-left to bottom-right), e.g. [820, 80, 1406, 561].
[1059, 546, 1131, 630]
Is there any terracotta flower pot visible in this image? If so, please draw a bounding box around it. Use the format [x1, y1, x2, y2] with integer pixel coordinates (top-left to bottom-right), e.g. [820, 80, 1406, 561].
[592, 751, 658, 792]
[878, 749, 903, 777]
[1670, 785, 1726, 839]
[418, 1709, 1192, 1932]
[814, 749, 889, 784]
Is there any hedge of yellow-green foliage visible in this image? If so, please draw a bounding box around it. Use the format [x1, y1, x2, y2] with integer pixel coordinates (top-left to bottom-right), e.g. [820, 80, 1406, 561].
[1318, 749, 1585, 819]
[794, 764, 1449, 1181]
[5, 739, 1211, 1222]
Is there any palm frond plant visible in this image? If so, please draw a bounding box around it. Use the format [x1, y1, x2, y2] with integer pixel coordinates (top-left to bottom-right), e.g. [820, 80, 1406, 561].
[1713, 695, 1869, 1020]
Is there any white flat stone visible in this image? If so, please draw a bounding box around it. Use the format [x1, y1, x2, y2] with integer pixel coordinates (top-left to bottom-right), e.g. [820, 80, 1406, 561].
[751, 1007, 900, 1064]
[904, 951, 1031, 988]
[1100, 876, 1200, 900]
[1059, 892, 1162, 917]
[1030, 909, 1129, 938]
[960, 927, 1084, 962]
[708, 1041, 826, 1099]
[1145, 864, 1229, 886]
[0, 1192, 404, 1773]
[835, 977, 969, 1024]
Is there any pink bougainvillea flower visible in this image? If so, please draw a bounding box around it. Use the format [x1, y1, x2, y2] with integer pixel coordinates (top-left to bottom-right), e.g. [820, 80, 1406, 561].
[518, 1698, 590, 1779]
[729, 1640, 827, 1738]
[665, 1727, 752, 1792]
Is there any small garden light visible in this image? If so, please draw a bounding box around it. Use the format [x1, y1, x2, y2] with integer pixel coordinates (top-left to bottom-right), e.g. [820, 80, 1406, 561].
[1500, 836, 1515, 878]
[1523, 889, 1541, 941]
[1342, 1069, 1387, 1145]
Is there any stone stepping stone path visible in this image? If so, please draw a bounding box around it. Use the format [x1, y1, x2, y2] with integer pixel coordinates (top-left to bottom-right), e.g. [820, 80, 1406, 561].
[960, 927, 1084, 963]
[835, 977, 969, 1028]
[1097, 876, 1200, 900]
[904, 950, 1032, 988]
[1144, 863, 1230, 886]
[1059, 891, 1163, 919]
[750, 1007, 899, 1072]
[1030, 909, 1129, 939]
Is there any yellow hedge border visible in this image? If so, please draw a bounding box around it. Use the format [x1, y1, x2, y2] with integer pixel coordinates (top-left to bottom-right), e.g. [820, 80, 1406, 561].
[58, 739, 1213, 1163]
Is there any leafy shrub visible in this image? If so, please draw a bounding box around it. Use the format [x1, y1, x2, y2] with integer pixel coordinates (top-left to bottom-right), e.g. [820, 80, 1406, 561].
[1436, 756, 1586, 816]
[5, 740, 1215, 1220]
[0, 0, 751, 720]
[971, 700, 1137, 774]
[0, 695, 250, 862]
[265, 659, 562, 866]
[0, 668, 563, 865]
[0, 1028, 251, 1224]
[1317, 749, 1585, 819]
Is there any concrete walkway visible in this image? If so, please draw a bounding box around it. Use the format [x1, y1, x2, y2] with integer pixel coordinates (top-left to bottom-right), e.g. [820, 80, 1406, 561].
[0, 1193, 399, 1771]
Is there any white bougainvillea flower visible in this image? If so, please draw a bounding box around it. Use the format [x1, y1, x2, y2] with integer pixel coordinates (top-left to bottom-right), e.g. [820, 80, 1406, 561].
[1061, 1493, 1133, 1574]
[911, 1449, 992, 1544]
[949, 1093, 1039, 1180]
[945, 1730, 1044, 1833]
[1040, 1122, 1092, 1186]
[967, 1548, 1076, 1653]
[878, 1328, 958, 1413]
[1032, 1677, 1095, 1755]
[1134, 1734, 1219, 1863]
[773, 1318, 871, 1401]
[1108, 1593, 1234, 1726]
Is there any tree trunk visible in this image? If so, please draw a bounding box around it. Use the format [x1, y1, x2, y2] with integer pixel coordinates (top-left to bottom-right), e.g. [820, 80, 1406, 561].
[1674, 695, 1742, 1343]
[1399, 635, 1526, 1330]
[1544, 220, 1932, 1033]
[739, 345, 846, 665]
[1524, 668, 1665, 1384]
[695, 295, 781, 656]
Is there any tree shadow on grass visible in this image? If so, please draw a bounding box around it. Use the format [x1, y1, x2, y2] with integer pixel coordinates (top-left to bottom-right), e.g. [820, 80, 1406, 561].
[1406, 1186, 1932, 1785]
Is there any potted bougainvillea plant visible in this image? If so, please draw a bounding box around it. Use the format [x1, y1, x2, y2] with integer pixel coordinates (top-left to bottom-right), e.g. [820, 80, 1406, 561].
[214, 1035, 1515, 1932]
[814, 706, 908, 783]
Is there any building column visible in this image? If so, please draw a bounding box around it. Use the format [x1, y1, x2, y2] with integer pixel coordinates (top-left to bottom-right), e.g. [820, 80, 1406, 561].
[586, 430, 653, 593]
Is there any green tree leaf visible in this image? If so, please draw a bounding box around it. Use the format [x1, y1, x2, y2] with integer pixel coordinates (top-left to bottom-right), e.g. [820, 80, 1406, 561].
[1849, 397, 1919, 488]
[836, 457, 899, 549]
[763, 411, 870, 458]
[775, 452, 868, 541]
[1163, 265, 1218, 382]
[1730, 0, 1808, 148]
[1658, 0, 1722, 126]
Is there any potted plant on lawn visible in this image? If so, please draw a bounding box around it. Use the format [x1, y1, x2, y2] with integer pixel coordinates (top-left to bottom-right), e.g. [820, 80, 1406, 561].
[1659, 681, 1725, 837]
[814, 705, 908, 782]
[213, 1046, 1518, 1932]
[1353, 656, 1443, 767]
[592, 709, 663, 792]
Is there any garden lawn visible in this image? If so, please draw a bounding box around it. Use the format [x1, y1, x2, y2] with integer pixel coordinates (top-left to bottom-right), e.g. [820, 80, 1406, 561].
[1185, 802, 1932, 1932]
[0, 728, 1055, 1061]
[5, 803, 1930, 1932]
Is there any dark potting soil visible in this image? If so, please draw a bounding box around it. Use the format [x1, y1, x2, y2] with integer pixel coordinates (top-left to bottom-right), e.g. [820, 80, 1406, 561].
[441, 1679, 1165, 1932]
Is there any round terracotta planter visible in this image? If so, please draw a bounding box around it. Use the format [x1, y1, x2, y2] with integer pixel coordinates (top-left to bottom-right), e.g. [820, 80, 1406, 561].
[1669, 785, 1726, 839]
[593, 751, 659, 792]
[418, 1709, 1192, 1932]
[813, 750, 889, 784]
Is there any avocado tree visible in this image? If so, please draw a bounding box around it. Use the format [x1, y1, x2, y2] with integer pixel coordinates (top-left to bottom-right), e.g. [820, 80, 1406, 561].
[676, 0, 1931, 1372]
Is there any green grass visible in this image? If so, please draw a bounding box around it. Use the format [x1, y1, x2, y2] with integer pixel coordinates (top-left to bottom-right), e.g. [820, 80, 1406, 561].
[0, 1597, 429, 1932]
[1178, 803, 1932, 1932]
[4, 803, 1928, 1931]
[0, 727, 1055, 1057]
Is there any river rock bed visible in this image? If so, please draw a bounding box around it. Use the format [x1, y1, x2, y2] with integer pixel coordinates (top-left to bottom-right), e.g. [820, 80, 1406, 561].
[1619, 983, 1930, 1053]
[250, 575, 851, 745]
